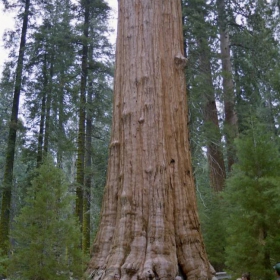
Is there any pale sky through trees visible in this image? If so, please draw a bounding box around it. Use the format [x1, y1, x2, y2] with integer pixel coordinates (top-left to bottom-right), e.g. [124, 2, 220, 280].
[0, 0, 118, 75]
[0, 2, 15, 73]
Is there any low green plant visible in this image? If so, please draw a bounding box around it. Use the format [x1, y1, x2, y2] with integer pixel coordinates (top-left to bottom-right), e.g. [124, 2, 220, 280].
[0, 248, 9, 278]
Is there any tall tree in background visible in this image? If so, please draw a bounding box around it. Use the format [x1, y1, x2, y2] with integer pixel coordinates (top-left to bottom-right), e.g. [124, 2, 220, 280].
[83, 69, 93, 254]
[224, 120, 280, 279]
[216, 0, 238, 171]
[0, 0, 30, 255]
[36, 53, 48, 166]
[230, 0, 280, 134]
[8, 158, 84, 280]
[184, 0, 226, 192]
[86, 1, 212, 279]
[75, 0, 112, 252]
[24, 0, 77, 168]
[0, 64, 14, 173]
[182, 0, 227, 271]
[199, 39, 226, 192]
[76, 0, 90, 227]
[0, 0, 113, 265]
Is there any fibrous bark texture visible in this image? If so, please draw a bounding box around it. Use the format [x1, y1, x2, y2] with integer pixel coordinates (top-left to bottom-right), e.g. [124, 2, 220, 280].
[86, 1, 213, 279]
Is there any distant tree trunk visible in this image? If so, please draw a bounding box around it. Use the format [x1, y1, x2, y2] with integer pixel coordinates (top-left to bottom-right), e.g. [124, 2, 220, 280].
[217, 0, 238, 171]
[57, 73, 65, 168]
[196, 39, 226, 191]
[43, 59, 53, 154]
[191, 1, 226, 192]
[83, 43, 94, 253]
[76, 0, 90, 226]
[83, 73, 93, 254]
[199, 43, 226, 192]
[0, 0, 30, 255]
[37, 54, 48, 167]
[86, 1, 213, 279]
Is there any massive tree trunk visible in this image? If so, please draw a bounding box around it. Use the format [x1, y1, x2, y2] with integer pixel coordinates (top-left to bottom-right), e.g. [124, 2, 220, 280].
[0, 0, 30, 256]
[86, 1, 212, 279]
[216, 0, 238, 171]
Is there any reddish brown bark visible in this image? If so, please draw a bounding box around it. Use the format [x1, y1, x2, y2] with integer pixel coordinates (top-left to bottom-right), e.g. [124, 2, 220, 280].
[198, 39, 226, 192]
[204, 101, 226, 192]
[197, 33, 226, 192]
[86, 1, 213, 279]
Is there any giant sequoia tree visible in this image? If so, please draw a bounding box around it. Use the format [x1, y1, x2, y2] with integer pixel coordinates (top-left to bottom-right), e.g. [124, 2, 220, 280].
[86, 1, 212, 279]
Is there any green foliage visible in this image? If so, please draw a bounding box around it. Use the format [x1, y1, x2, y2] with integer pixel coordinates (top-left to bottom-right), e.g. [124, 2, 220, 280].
[195, 153, 227, 271]
[8, 157, 84, 280]
[90, 134, 110, 236]
[223, 122, 280, 279]
[200, 193, 227, 272]
[230, 0, 280, 134]
[1, 0, 113, 260]
[0, 62, 14, 183]
[0, 249, 9, 277]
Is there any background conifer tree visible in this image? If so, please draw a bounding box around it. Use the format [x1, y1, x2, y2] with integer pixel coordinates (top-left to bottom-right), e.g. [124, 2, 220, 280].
[223, 119, 280, 279]
[0, 0, 31, 256]
[8, 157, 84, 280]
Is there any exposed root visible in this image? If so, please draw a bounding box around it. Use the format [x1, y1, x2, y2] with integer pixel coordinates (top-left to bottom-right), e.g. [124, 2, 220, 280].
[85, 269, 105, 280]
